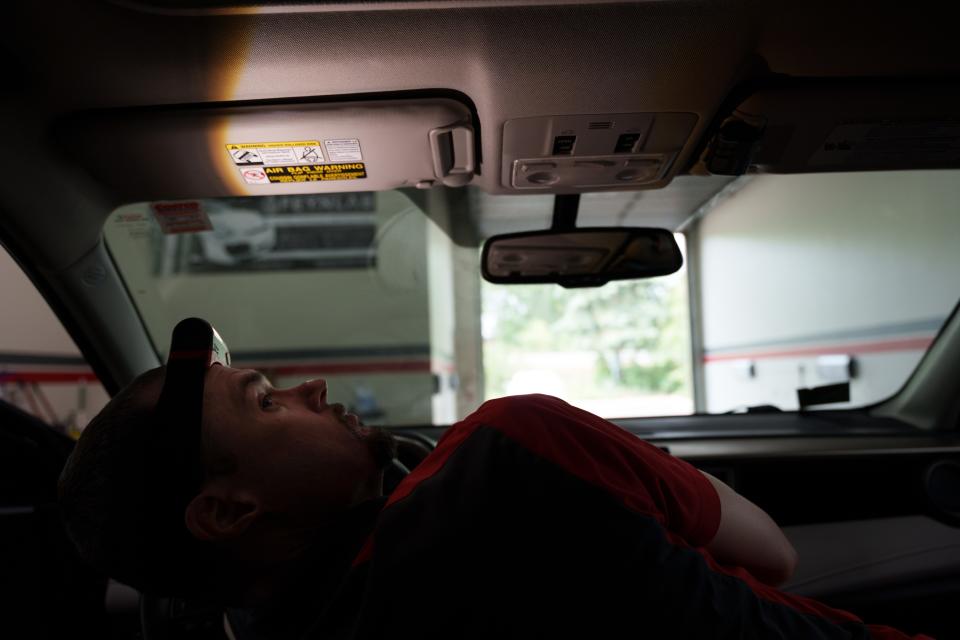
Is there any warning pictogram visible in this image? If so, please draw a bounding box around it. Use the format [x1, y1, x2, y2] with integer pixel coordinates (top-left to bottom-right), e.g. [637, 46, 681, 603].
[298, 146, 321, 163]
[240, 168, 270, 185]
[230, 149, 263, 165]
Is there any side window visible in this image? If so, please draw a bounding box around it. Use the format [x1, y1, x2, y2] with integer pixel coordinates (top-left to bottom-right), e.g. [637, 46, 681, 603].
[0, 245, 109, 437]
[692, 171, 960, 412]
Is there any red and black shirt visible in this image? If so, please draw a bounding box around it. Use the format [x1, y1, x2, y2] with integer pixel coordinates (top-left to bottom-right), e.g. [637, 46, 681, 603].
[239, 394, 932, 639]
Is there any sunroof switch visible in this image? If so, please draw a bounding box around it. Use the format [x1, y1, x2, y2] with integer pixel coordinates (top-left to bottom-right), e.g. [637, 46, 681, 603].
[614, 133, 642, 153]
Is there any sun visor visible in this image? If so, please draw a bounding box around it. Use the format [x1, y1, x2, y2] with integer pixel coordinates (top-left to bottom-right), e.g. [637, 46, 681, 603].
[696, 83, 960, 175]
[56, 97, 476, 201]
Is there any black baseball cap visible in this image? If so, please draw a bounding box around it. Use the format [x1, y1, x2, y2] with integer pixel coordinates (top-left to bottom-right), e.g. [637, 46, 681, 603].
[140, 317, 231, 594]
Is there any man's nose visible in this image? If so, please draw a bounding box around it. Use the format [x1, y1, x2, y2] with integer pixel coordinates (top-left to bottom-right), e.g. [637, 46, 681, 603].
[298, 378, 328, 409]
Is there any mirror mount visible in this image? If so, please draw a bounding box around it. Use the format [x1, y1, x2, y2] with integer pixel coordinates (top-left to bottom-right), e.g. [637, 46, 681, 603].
[551, 194, 581, 231]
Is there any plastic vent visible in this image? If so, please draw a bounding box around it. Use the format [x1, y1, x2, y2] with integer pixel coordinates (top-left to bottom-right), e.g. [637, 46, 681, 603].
[588, 121, 613, 130]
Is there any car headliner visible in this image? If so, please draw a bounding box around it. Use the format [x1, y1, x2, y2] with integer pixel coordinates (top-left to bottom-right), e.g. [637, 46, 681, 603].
[4, 0, 958, 265]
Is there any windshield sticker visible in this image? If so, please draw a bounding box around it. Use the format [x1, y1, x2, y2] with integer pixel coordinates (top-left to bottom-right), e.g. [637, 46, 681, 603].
[150, 201, 212, 235]
[239, 163, 367, 184]
[810, 120, 960, 167]
[112, 211, 154, 238]
[323, 138, 364, 162]
[227, 139, 366, 184]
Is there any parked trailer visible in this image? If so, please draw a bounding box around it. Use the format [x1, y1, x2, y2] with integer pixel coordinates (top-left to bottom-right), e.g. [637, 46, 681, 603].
[688, 171, 960, 413]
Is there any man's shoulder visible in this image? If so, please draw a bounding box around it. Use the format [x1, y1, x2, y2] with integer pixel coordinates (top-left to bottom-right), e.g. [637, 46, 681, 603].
[449, 393, 619, 442]
[431, 394, 582, 451]
[434, 393, 648, 477]
[472, 393, 572, 421]
[409, 394, 587, 485]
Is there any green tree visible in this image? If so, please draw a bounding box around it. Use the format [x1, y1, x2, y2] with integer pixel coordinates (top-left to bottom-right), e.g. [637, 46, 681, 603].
[482, 274, 691, 397]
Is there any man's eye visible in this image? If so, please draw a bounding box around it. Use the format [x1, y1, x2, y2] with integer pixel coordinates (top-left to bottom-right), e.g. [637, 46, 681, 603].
[260, 394, 275, 410]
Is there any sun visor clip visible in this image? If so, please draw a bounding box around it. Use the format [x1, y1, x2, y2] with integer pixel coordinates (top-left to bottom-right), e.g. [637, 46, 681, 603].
[429, 123, 476, 187]
[704, 117, 765, 176]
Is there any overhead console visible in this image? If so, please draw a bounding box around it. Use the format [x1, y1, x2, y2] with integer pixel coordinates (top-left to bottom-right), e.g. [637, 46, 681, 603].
[695, 83, 960, 176]
[501, 113, 697, 191]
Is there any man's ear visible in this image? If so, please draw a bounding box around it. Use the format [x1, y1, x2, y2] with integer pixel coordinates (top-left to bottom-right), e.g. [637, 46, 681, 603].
[184, 488, 262, 542]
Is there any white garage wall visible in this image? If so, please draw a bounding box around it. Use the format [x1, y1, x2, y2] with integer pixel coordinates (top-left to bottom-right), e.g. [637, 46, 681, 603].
[0, 246, 110, 434]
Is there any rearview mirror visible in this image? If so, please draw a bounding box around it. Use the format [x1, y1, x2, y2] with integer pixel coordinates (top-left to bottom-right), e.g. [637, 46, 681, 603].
[481, 227, 682, 288]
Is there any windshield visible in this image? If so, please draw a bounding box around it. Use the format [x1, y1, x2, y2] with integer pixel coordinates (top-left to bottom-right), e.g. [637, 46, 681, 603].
[104, 170, 960, 425]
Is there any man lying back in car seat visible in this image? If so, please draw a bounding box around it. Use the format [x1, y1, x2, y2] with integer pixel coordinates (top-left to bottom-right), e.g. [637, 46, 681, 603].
[58, 318, 932, 639]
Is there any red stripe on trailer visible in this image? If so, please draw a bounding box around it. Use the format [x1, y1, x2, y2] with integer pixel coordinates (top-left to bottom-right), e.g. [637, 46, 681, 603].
[703, 336, 934, 363]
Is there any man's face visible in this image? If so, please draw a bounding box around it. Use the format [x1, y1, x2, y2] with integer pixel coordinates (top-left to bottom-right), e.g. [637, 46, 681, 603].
[200, 365, 395, 519]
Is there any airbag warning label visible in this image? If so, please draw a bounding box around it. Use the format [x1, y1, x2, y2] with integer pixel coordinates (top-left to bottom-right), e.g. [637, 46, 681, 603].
[227, 139, 367, 184]
[239, 163, 367, 184]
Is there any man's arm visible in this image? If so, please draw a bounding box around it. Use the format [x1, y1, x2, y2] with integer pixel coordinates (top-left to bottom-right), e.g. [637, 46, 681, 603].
[700, 471, 799, 586]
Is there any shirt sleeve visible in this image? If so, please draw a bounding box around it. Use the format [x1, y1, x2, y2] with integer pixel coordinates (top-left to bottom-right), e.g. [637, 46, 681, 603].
[468, 394, 722, 547]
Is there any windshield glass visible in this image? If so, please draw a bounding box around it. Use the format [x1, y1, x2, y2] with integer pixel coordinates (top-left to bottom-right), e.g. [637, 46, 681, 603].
[104, 170, 960, 425]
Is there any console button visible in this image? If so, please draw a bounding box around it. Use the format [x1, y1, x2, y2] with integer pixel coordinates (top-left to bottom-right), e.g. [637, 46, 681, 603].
[552, 135, 577, 155]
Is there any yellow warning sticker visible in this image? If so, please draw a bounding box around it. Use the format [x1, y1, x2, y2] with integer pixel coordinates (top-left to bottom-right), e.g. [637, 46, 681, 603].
[226, 140, 325, 166]
[238, 163, 367, 184]
[227, 141, 319, 150]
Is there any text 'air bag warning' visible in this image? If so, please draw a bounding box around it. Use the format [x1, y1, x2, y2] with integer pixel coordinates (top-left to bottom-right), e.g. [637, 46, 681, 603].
[227, 139, 367, 184]
[239, 163, 367, 184]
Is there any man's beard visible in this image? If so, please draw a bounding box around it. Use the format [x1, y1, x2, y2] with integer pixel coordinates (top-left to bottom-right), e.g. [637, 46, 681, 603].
[337, 411, 398, 471]
[361, 426, 398, 471]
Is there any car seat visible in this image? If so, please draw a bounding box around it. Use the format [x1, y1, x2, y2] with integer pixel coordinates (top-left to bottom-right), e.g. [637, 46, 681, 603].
[0, 398, 109, 638]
